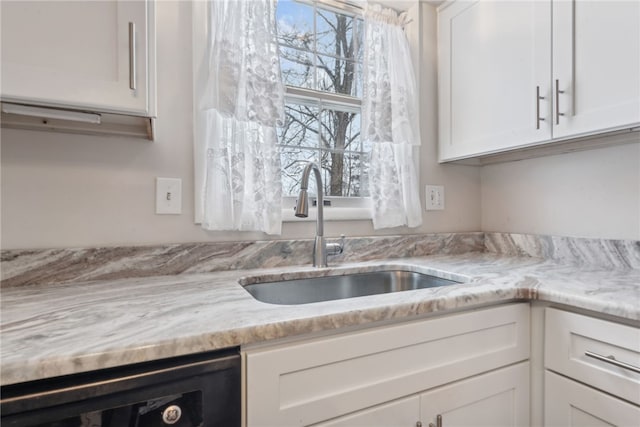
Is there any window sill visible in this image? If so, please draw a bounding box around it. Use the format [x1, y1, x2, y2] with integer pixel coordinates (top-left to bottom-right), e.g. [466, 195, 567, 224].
[282, 207, 372, 222]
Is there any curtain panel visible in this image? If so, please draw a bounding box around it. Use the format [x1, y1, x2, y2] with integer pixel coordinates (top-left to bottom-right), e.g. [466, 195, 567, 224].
[194, 0, 285, 234]
[363, 4, 423, 229]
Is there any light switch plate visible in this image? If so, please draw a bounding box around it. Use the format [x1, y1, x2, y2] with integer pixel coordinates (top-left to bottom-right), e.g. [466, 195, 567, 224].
[156, 177, 182, 214]
[425, 185, 445, 211]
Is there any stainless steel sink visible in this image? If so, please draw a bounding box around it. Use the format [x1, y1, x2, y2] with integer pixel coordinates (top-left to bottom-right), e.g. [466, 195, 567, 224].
[243, 270, 462, 305]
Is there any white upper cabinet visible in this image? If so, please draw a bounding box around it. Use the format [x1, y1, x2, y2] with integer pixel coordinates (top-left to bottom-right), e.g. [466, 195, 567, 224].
[438, 0, 551, 161]
[1, 0, 156, 117]
[552, 0, 640, 139]
[438, 0, 640, 162]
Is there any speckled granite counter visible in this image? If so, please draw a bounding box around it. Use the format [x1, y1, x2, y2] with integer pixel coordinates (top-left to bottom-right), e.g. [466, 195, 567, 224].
[2, 251, 639, 386]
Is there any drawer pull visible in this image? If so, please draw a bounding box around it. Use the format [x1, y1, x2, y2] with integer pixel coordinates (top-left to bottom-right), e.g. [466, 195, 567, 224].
[429, 415, 442, 427]
[555, 79, 565, 124]
[535, 86, 545, 129]
[129, 22, 137, 91]
[585, 351, 640, 374]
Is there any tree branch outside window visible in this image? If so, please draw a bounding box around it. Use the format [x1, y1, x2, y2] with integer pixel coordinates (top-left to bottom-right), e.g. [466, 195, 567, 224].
[276, 0, 367, 198]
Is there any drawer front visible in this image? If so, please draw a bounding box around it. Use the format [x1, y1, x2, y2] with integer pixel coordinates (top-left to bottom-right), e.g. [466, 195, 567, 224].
[545, 308, 640, 405]
[246, 303, 530, 427]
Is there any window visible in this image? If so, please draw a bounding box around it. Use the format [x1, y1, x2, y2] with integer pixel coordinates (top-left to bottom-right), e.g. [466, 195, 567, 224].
[276, 0, 370, 207]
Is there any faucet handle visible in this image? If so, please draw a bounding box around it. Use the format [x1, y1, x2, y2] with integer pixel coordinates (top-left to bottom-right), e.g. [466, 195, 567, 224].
[327, 234, 346, 256]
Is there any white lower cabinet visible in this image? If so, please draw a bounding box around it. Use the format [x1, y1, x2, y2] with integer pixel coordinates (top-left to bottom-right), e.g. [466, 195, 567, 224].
[315, 362, 529, 427]
[244, 303, 530, 427]
[420, 362, 529, 427]
[543, 308, 640, 427]
[313, 395, 420, 427]
[544, 371, 640, 427]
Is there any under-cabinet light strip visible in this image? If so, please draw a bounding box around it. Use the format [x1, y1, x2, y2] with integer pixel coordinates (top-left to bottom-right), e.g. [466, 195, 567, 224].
[1, 103, 102, 124]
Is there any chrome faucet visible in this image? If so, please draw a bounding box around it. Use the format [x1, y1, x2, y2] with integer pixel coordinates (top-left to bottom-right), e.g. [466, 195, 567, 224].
[295, 162, 345, 267]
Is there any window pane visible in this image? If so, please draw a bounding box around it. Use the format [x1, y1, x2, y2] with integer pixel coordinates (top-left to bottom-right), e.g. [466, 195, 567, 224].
[280, 148, 318, 196]
[279, 102, 319, 148]
[280, 47, 314, 89]
[276, 1, 367, 201]
[320, 150, 369, 197]
[320, 107, 361, 152]
[316, 55, 358, 96]
[277, 0, 314, 50]
[343, 151, 370, 197]
[316, 8, 358, 59]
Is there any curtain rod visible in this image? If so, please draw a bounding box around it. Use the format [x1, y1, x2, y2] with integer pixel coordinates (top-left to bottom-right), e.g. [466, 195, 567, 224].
[317, 0, 363, 14]
[316, 0, 414, 22]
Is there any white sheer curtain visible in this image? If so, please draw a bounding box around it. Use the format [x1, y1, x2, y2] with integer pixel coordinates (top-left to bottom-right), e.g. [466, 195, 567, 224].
[363, 5, 422, 229]
[194, 0, 285, 234]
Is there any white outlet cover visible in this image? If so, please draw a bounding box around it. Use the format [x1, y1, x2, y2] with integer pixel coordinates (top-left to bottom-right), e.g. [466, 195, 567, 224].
[425, 185, 445, 211]
[156, 177, 182, 215]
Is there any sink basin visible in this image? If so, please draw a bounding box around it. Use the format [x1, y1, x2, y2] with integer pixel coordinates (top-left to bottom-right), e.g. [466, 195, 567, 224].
[242, 270, 462, 305]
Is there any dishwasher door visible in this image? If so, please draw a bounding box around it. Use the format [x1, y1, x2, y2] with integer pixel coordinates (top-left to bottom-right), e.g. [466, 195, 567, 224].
[1, 348, 241, 427]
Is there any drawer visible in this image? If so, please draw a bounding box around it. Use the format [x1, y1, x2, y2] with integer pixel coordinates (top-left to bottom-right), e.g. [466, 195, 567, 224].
[245, 303, 530, 426]
[545, 308, 640, 405]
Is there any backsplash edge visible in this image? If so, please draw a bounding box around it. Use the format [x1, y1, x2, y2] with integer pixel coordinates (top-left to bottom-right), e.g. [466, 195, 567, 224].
[484, 232, 640, 269]
[3, 232, 639, 288]
[1, 232, 485, 288]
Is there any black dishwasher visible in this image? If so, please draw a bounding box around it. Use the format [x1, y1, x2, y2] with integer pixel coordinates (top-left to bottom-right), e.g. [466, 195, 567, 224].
[1, 348, 241, 427]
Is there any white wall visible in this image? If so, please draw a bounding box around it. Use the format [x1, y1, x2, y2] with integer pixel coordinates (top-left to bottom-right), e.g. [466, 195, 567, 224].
[1, 1, 636, 249]
[481, 142, 640, 240]
[418, 3, 482, 233]
[0, 1, 481, 249]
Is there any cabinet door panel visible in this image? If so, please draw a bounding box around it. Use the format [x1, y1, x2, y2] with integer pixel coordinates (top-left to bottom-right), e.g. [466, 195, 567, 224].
[312, 396, 420, 427]
[438, 0, 551, 161]
[1, 0, 152, 115]
[553, 0, 640, 138]
[420, 362, 530, 427]
[245, 304, 529, 426]
[545, 371, 640, 427]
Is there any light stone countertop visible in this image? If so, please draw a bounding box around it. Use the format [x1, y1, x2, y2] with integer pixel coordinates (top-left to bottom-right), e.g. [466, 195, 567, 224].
[2, 252, 639, 386]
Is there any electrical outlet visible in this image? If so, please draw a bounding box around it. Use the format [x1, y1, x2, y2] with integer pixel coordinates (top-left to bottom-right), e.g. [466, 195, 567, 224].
[156, 177, 182, 214]
[425, 185, 445, 211]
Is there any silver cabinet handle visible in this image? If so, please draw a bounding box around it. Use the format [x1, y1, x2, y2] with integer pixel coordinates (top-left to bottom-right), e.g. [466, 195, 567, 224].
[555, 79, 564, 124]
[585, 351, 640, 374]
[129, 22, 137, 91]
[429, 415, 443, 427]
[536, 86, 545, 129]
[416, 422, 422, 427]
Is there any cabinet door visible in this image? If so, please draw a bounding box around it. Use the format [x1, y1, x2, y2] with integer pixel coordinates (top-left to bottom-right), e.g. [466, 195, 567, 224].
[0, 0, 155, 116]
[245, 304, 529, 427]
[313, 396, 420, 427]
[545, 371, 640, 427]
[420, 362, 530, 427]
[552, 0, 640, 138]
[438, 0, 551, 161]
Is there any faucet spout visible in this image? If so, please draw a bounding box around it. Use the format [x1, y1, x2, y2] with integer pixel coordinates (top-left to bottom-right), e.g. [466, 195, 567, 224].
[295, 162, 324, 239]
[295, 162, 343, 267]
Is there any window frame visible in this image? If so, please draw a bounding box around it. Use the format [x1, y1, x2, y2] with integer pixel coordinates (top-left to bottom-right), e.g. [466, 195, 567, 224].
[277, 0, 372, 221]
